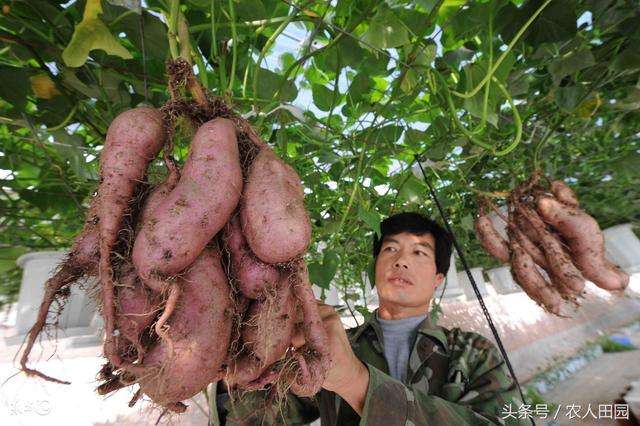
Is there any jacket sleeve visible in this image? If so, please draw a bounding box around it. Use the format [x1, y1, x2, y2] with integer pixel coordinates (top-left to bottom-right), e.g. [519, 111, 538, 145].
[359, 337, 531, 426]
[219, 386, 319, 426]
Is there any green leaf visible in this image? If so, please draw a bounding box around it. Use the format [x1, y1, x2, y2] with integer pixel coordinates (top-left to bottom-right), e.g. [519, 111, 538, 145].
[0, 247, 28, 274]
[234, 0, 267, 21]
[398, 174, 426, 203]
[361, 6, 410, 49]
[461, 52, 515, 126]
[548, 48, 595, 84]
[308, 250, 340, 289]
[347, 73, 374, 104]
[460, 213, 474, 232]
[443, 1, 499, 49]
[555, 85, 585, 112]
[438, 0, 467, 23]
[0, 66, 31, 110]
[255, 67, 297, 102]
[117, 11, 168, 62]
[610, 46, 640, 72]
[355, 305, 372, 320]
[366, 257, 376, 289]
[442, 46, 475, 70]
[311, 84, 334, 112]
[399, 43, 436, 93]
[498, 0, 577, 48]
[62, 0, 133, 67]
[358, 205, 381, 236]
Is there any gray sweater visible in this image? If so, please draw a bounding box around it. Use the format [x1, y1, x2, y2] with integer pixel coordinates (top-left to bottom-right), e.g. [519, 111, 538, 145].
[376, 312, 427, 382]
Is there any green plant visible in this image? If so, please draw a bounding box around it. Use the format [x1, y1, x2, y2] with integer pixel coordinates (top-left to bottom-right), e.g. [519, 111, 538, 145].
[600, 337, 637, 353]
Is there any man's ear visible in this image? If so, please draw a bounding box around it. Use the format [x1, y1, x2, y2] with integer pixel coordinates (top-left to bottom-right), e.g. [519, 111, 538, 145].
[434, 272, 445, 288]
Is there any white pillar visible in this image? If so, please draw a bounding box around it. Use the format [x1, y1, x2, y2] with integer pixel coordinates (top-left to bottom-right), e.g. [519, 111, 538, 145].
[442, 253, 464, 298]
[458, 267, 488, 299]
[603, 224, 640, 273]
[487, 266, 521, 294]
[14, 251, 97, 335]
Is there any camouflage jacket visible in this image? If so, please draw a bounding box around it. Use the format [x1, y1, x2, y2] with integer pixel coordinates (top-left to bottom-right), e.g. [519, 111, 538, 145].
[219, 309, 529, 425]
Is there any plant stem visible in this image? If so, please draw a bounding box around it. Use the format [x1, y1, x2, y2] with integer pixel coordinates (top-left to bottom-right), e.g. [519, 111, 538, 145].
[168, 0, 180, 60]
[227, 0, 238, 94]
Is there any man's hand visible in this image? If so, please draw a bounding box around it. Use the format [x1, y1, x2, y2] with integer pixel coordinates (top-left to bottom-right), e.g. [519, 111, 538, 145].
[292, 302, 370, 415]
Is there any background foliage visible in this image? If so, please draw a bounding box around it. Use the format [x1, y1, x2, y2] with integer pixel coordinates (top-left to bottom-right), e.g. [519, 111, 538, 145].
[0, 0, 638, 315]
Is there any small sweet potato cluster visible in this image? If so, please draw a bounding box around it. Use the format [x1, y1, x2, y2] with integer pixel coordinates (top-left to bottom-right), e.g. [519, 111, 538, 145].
[475, 172, 629, 316]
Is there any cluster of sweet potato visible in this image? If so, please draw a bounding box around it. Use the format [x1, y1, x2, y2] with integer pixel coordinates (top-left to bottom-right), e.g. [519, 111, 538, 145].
[18, 68, 329, 413]
[475, 172, 629, 316]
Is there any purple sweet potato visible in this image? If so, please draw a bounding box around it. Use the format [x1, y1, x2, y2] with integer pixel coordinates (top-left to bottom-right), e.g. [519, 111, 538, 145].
[241, 149, 311, 264]
[115, 264, 160, 361]
[550, 180, 579, 207]
[132, 118, 242, 290]
[227, 274, 297, 388]
[137, 247, 233, 407]
[98, 107, 165, 370]
[509, 238, 563, 315]
[475, 215, 510, 263]
[536, 195, 629, 291]
[224, 213, 279, 299]
[287, 261, 330, 397]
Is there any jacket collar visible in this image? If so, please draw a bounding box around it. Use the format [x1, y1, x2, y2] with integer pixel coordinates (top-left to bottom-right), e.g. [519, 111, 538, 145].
[351, 307, 449, 354]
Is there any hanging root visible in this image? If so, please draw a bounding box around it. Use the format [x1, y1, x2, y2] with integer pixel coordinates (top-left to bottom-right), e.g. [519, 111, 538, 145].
[153, 281, 181, 361]
[18, 265, 81, 384]
[19, 198, 101, 384]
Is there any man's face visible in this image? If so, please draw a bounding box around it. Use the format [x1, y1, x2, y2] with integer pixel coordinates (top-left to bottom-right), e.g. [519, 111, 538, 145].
[374, 232, 445, 310]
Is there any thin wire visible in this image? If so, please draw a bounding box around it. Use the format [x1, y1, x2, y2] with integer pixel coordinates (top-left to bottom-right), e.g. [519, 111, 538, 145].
[414, 155, 534, 426]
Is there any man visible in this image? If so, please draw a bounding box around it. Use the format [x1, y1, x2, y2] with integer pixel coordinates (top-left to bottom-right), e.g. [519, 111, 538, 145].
[218, 212, 528, 425]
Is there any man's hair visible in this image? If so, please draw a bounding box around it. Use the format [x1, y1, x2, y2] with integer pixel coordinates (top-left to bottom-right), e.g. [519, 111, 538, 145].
[372, 212, 453, 275]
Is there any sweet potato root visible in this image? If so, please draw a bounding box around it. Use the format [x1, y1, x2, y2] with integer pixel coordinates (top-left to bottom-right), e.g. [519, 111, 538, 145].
[20, 199, 100, 384]
[515, 202, 585, 298]
[510, 225, 547, 269]
[475, 215, 510, 263]
[224, 213, 279, 299]
[98, 107, 165, 370]
[115, 264, 160, 362]
[136, 160, 180, 233]
[132, 118, 242, 289]
[536, 195, 629, 291]
[287, 261, 330, 397]
[227, 274, 296, 388]
[550, 180, 579, 207]
[241, 149, 311, 264]
[509, 238, 563, 315]
[137, 247, 233, 407]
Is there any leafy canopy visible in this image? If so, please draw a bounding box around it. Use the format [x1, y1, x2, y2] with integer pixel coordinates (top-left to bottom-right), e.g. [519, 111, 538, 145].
[0, 0, 638, 313]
